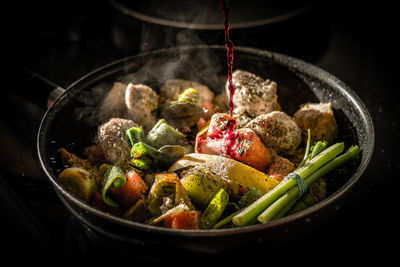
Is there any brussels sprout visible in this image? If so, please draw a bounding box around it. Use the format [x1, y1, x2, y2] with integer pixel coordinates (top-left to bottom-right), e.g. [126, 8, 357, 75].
[238, 188, 261, 209]
[146, 119, 185, 149]
[58, 167, 97, 202]
[154, 101, 204, 131]
[148, 173, 194, 216]
[178, 88, 201, 104]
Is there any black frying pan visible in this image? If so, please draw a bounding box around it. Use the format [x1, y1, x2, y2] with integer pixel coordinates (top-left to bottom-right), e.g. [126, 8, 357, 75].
[37, 46, 374, 253]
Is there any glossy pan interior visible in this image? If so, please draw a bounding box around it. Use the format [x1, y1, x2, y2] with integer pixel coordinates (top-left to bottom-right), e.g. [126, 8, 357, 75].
[37, 46, 374, 253]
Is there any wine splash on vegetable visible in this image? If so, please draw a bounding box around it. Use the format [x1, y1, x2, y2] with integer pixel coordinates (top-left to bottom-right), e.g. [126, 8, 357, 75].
[54, 2, 360, 231]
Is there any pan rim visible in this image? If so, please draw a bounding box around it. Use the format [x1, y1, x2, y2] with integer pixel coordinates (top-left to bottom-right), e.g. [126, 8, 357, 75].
[37, 45, 374, 237]
[108, 0, 313, 30]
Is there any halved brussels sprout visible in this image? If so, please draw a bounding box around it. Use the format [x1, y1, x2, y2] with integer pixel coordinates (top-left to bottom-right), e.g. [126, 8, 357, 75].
[58, 167, 97, 202]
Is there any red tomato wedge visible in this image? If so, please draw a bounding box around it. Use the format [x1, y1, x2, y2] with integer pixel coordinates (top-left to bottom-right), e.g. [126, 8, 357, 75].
[267, 156, 296, 182]
[91, 192, 123, 216]
[207, 113, 237, 137]
[196, 113, 274, 172]
[163, 210, 201, 229]
[230, 128, 274, 172]
[111, 170, 149, 207]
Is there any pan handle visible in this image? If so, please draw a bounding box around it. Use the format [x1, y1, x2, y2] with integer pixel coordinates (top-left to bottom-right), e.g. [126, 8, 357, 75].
[47, 87, 66, 108]
[16, 65, 66, 109]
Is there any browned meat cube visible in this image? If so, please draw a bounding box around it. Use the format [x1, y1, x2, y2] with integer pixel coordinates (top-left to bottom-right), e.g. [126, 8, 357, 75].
[246, 111, 302, 155]
[227, 70, 278, 118]
[98, 82, 128, 122]
[125, 83, 159, 131]
[212, 92, 229, 113]
[96, 118, 138, 167]
[293, 102, 338, 144]
[57, 147, 102, 183]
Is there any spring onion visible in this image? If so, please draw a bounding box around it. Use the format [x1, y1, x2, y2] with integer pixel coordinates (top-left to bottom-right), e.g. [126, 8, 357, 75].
[126, 126, 144, 147]
[257, 145, 360, 223]
[101, 165, 126, 207]
[213, 188, 261, 229]
[232, 142, 345, 226]
[130, 142, 186, 170]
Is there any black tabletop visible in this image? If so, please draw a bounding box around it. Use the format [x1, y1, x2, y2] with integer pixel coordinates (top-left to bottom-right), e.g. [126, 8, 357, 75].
[1, 1, 399, 265]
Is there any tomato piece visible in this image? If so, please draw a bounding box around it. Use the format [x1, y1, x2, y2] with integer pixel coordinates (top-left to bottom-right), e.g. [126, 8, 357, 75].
[91, 192, 124, 216]
[230, 128, 274, 172]
[197, 113, 274, 172]
[267, 156, 296, 182]
[163, 210, 201, 229]
[111, 170, 149, 207]
[207, 113, 236, 138]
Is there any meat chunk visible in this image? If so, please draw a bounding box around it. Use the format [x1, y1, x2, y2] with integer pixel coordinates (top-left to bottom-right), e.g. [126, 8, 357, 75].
[227, 70, 278, 118]
[96, 118, 138, 167]
[234, 112, 252, 128]
[246, 111, 302, 155]
[160, 79, 214, 104]
[83, 145, 106, 166]
[57, 147, 102, 183]
[98, 82, 159, 131]
[125, 83, 159, 131]
[293, 102, 338, 144]
[98, 82, 128, 122]
[212, 92, 229, 113]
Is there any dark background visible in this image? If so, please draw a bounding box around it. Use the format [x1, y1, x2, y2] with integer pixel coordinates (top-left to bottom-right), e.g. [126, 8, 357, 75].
[1, 1, 398, 265]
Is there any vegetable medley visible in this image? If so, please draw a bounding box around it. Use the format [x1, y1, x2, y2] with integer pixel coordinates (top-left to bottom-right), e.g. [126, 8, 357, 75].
[57, 70, 359, 230]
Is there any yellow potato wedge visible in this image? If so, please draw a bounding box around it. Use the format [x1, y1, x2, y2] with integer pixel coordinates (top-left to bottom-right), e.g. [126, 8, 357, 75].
[169, 153, 279, 195]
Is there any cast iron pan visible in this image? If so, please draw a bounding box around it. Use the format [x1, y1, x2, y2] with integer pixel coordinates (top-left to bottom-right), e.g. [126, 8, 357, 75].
[108, 0, 313, 30]
[37, 46, 374, 253]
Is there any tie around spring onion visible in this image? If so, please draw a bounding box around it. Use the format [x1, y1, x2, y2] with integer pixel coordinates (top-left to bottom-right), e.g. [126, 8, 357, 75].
[231, 129, 360, 227]
[256, 144, 360, 223]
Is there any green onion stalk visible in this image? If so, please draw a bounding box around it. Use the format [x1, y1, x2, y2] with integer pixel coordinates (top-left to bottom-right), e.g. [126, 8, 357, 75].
[258, 145, 360, 223]
[101, 165, 126, 207]
[232, 140, 360, 227]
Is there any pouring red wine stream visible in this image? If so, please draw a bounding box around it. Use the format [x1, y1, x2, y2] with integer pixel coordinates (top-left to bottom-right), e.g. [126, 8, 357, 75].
[196, 1, 239, 156]
[220, 0, 235, 117]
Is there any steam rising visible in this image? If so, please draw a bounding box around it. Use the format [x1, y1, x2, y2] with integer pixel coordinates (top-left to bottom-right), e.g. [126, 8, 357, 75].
[74, 17, 227, 132]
